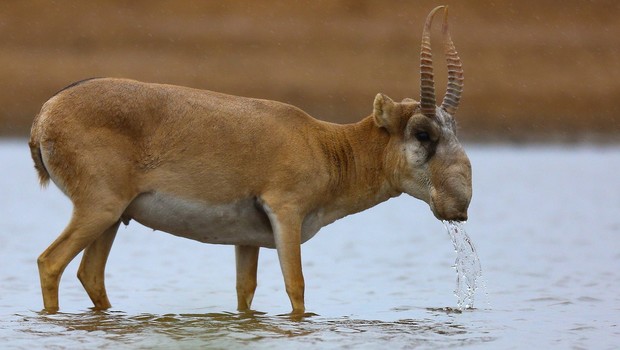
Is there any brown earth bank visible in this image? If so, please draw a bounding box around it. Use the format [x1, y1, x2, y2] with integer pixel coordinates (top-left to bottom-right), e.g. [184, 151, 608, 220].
[1, 0, 619, 142]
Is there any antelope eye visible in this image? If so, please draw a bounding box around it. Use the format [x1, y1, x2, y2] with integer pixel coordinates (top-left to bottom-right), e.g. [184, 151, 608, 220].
[414, 131, 430, 142]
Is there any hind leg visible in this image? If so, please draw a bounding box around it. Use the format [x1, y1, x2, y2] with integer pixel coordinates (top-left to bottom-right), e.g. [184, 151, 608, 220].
[77, 220, 120, 310]
[38, 205, 123, 312]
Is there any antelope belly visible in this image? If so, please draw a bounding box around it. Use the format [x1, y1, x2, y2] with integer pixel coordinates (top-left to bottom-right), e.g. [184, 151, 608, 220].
[123, 192, 276, 247]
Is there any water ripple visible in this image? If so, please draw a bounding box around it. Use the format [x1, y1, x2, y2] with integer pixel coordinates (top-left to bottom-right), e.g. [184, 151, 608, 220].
[6, 310, 496, 349]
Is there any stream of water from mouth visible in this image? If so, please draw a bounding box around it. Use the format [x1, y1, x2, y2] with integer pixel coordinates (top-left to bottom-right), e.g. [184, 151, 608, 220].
[443, 220, 483, 310]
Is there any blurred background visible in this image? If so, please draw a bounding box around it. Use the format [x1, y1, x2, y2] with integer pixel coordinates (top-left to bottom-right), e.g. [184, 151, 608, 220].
[1, 0, 618, 142]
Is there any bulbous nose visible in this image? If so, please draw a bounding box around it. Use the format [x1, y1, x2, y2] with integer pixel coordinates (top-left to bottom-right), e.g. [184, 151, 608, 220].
[427, 142, 472, 222]
[429, 173, 472, 221]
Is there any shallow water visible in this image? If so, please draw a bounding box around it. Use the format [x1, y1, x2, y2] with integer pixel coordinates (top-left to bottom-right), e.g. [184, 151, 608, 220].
[1, 140, 619, 349]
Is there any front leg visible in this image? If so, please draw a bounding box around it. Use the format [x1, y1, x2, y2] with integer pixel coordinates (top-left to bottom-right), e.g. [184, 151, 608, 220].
[262, 202, 306, 315]
[235, 245, 259, 311]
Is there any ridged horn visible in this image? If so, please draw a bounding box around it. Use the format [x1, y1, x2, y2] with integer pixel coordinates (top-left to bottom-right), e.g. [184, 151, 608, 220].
[440, 6, 464, 115]
[420, 5, 444, 118]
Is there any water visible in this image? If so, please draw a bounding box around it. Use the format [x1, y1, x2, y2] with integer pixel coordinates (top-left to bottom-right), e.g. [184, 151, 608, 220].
[443, 220, 482, 310]
[1, 140, 620, 349]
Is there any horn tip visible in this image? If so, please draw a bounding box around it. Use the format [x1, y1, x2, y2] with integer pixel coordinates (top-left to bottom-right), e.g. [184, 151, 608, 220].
[427, 5, 446, 22]
[442, 6, 450, 32]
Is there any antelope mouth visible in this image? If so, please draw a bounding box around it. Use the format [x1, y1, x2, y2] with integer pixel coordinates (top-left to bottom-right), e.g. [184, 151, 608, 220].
[430, 201, 469, 222]
[429, 185, 471, 222]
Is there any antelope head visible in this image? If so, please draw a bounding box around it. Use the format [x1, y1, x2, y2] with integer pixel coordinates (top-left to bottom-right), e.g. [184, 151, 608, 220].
[374, 6, 472, 221]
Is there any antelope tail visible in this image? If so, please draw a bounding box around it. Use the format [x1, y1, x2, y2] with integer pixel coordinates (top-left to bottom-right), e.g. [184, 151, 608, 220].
[29, 120, 51, 187]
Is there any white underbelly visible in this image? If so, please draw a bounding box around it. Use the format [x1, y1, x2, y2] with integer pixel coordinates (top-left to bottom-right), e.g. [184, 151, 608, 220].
[123, 192, 322, 248]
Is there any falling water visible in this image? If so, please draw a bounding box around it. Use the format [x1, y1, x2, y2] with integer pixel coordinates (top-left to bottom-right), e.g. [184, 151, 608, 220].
[443, 220, 482, 310]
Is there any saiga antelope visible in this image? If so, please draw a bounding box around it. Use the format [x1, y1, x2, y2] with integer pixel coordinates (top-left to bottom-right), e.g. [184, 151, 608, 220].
[29, 6, 472, 315]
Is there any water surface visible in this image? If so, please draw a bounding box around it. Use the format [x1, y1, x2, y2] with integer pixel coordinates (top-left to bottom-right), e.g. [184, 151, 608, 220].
[1, 141, 619, 349]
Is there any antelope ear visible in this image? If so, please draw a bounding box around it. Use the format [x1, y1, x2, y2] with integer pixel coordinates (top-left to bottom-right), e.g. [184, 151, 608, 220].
[373, 93, 398, 132]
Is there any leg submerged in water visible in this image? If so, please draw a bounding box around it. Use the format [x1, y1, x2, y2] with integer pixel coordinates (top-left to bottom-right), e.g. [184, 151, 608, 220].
[235, 245, 260, 311]
[38, 202, 125, 312]
[77, 220, 121, 310]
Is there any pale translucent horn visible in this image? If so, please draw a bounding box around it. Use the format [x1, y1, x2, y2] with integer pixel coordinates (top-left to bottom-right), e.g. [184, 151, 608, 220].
[440, 6, 464, 115]
[420, 5, 444, 118]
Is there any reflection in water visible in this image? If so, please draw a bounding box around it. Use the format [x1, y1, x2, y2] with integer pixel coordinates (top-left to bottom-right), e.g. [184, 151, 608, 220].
[11, 310, 495, 349]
